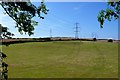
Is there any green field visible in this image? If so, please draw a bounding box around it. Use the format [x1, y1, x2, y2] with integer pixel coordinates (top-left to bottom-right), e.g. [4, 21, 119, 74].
[2, 41, 118, 78]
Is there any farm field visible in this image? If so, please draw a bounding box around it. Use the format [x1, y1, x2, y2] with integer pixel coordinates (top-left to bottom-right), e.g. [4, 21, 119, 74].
[2, 41, 118, 78]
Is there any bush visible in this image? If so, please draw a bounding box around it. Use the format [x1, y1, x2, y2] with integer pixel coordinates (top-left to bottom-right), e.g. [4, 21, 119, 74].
[108, 39, 113, 42]
[59, 39, 61, 41]
[93, 38, 97, 41]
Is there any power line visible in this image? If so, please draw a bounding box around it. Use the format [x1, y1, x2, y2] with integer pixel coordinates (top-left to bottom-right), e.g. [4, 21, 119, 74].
[74, 23, 80, 39]
[40, 13, 78, 37]
[42, 17, 73, 37]
[50, 28, 52, 38]
[48, 12, 73, 25]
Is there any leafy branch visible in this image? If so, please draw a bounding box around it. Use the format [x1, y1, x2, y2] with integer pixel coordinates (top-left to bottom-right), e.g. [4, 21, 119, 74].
[97, 2, 120, 28]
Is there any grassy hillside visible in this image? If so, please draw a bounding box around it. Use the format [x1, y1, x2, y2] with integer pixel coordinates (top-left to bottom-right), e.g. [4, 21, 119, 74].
[2, 41, 118, 78]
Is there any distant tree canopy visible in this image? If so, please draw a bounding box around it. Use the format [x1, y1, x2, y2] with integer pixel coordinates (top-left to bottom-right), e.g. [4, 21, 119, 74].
[97, 1, 120, 28]
[0, 0, 49, 36]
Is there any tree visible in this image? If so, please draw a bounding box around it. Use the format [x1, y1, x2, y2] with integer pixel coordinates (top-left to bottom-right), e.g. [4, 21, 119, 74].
[0, 24, 12, 80]
[0, 25, 14, 39]
[0, 0, 48, 79]
[0, 0, 49, 36]
[97, 1, 120, 28]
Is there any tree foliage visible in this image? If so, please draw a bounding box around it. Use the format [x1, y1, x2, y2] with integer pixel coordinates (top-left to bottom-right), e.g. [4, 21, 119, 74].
[0, 24, 14, 39]
[0, 24, 10, 80]
[97, 1, 120, 28]
[0, 1, 49, 36]
[0, 1, 48, 79]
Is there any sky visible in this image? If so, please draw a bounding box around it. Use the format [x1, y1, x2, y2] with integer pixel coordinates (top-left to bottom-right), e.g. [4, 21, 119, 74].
[0, 2, 119, 40]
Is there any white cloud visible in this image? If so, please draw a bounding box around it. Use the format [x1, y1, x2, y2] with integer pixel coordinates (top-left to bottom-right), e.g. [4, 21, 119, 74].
[73, 3, 88, 11]
[73, 7, 80, 10]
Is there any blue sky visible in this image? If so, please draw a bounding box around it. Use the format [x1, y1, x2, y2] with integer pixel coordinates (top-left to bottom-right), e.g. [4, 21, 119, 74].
[0, 2, 118, 39]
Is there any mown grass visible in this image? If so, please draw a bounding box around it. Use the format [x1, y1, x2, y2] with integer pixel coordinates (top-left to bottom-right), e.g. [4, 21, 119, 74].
[2, 41, 118, 78]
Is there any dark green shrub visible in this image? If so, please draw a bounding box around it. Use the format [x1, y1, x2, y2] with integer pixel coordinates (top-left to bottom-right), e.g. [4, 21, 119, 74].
[108, 39, 113, 42]
[93, 38, 97, 41]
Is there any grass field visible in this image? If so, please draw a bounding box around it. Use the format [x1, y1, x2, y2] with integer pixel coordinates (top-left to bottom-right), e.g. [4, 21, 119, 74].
[2, 41, 118, 78]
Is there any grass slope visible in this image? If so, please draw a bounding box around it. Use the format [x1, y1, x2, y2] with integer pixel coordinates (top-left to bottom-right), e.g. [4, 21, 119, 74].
[2, 41, 118, 78]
